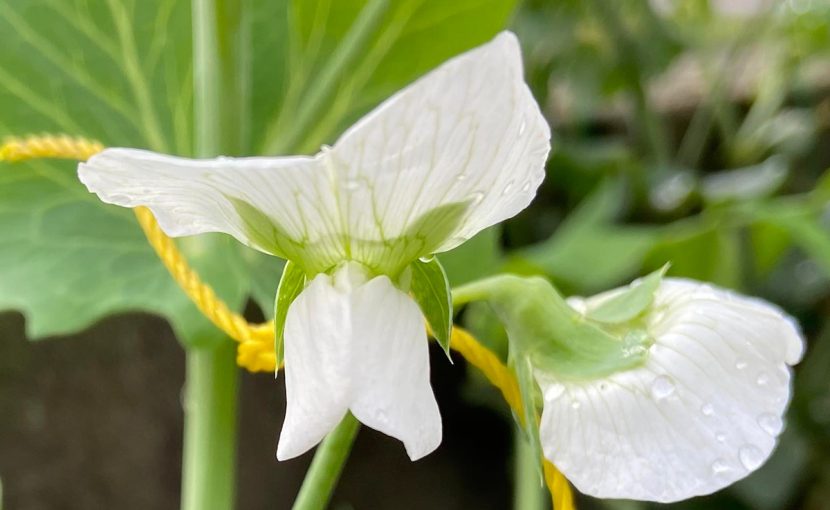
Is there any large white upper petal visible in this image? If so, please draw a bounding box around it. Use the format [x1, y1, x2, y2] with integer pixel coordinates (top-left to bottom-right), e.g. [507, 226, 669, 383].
[78, 31, 549, 272]
[538, 278, 804, 502]
[330, 31, 550, 254]
[277, 263, 441, 461]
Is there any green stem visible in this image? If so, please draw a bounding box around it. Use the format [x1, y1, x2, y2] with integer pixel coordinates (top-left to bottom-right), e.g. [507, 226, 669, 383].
[181, 340, 240, 510]
[193, 0, 251, 157]
[514, 431, 545, 510]
[180, 2, 248, 510]
[292, 413, 361, 510]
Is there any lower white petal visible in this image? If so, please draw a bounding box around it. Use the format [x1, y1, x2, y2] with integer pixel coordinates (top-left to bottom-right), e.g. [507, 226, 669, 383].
[348, 276, 442, 461]
[277, 272, 352, 461]
[277, 263, 441, 461]
[538, 278, 804, 502]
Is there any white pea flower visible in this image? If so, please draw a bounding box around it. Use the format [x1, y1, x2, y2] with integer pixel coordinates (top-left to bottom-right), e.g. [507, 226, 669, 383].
[78, 32, 550, 461]
[539, 278, 804, 502]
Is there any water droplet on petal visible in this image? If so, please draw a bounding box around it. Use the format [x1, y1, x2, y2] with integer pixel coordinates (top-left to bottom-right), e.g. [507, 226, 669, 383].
[571, 400, 581, 410]
[711, 459, 732, 474]
[376, 409, 388, 425]
[344, 179, 360, 191]
[651, 375, 676, 400]
[502, 180, 515, 195]
[544, 384, 565, 402]
[456, 173, 467, 181]
[736, 360, 748, 370]
[756, 372, 770, 386]
[716, 433, 727, 443]
[739, 445, 765, 471]
[757, 413, 783, 436]
[469, 191, 485, 204]
[518, 117, 527, 136]
[701, 403, 715, 416]
[521, 181, 532, 192]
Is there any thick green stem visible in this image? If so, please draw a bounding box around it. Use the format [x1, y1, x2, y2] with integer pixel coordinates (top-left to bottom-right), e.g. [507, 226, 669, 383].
[181, 340, 240, 510]
[180, 2, 248, 510]
[193, 0, 250, 157]
[514, 431, 545, 510]
[292, 414, 361, 510]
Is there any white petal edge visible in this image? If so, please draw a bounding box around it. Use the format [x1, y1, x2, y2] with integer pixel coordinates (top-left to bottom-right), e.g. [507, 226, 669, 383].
[538, 278, 804, 502]
[277, 263, 441, 461]
[331, 31, 551, 255]
[78, 149, 344, 268]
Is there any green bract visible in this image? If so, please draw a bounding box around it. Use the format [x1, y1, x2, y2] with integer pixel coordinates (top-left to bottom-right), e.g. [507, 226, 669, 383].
[453, 273, 659, 381]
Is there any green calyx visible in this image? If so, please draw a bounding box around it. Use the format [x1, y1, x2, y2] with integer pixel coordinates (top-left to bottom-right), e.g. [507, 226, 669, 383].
[452, 269, 667, 381]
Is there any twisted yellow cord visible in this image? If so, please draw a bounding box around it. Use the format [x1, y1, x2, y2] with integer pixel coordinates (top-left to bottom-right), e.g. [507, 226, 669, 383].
[0, 134, 574, 510]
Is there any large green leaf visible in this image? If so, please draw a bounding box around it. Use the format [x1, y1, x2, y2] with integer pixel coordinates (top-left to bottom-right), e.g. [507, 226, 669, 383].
[257, 0, 519, 155]
[0, 0, 248, 343]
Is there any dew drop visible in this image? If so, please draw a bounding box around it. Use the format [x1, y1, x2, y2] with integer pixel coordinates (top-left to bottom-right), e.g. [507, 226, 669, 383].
[571, 400, 581, 410]
[739, 445, 765, 471]
[344, 179, 360, 191]
[711, 459, 732, 474]
[502, 180, 515, 195]
[544, 384, 565, 402]
[456, 173, 467, 181]
[757, 413, 783, 436]
[376, 409, 389, 425]
[735, 360, 748, 370]
[701, 403, 715, 416]
[650, 375, 676, 400]
[518, 117, 527, 136]
[521, 181, 532, 192]
[469, 191, 485, 204]
[756, 372, 770, 386]
[716, 433, 727, 443]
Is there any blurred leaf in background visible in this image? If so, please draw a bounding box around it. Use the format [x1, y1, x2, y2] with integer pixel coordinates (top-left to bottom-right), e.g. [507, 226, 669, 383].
[0, 0, 516, 344]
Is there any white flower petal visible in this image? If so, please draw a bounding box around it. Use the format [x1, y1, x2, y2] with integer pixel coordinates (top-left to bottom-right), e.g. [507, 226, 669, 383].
[348, 275, 442, 461]
[329, 30, 550, 255]
[277, 263, 441, 460]
[78, 31, 548, 272]
[277, 270, 352, 461]
[538, 278, 804, 502]
[79, 149, 345, 272]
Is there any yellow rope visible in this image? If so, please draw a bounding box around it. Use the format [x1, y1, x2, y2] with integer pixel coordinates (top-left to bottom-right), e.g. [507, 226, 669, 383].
[0, 134, 574, 510]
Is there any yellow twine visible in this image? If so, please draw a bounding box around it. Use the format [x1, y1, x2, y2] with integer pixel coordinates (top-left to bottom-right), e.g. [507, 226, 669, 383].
[0, 134, 575, 510]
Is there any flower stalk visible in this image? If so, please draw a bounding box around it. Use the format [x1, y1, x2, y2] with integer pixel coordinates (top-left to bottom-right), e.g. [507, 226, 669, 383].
[292, 414, 361, 510]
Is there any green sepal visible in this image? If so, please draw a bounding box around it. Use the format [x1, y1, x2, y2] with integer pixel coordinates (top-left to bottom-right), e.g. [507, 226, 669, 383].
[408, 256, 453, 359]
[274, 260, 306, 368]
[453, 275, 654, 380]
[586, 263, 670, 324]
[513, 352, 544, 483]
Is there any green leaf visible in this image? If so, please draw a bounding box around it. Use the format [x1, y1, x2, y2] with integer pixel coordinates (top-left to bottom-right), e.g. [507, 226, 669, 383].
[273, 261, 306, 368]
[409, 257, 453, 357]
[0, 0, 252, 344]
[259, 0, 519, 154]
[587, 263, 669, 324]
[514, 180, 659, 293]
